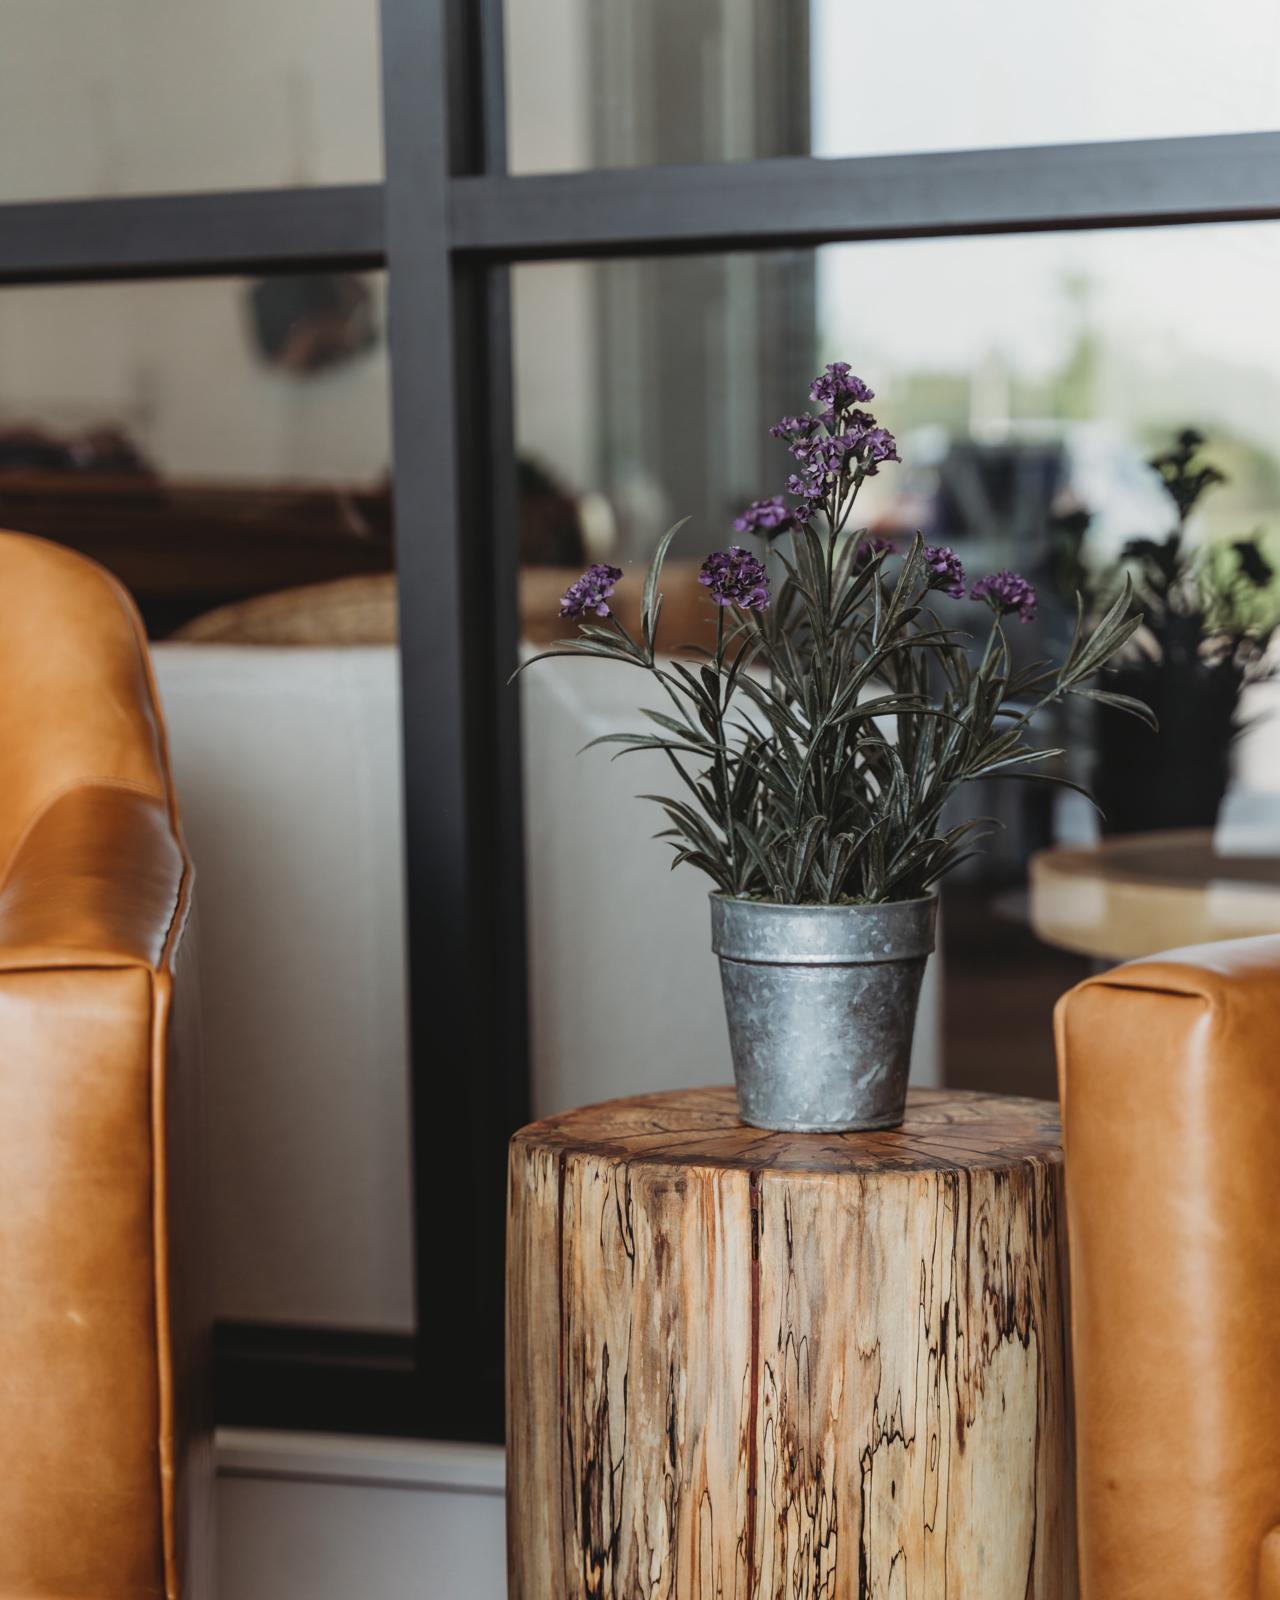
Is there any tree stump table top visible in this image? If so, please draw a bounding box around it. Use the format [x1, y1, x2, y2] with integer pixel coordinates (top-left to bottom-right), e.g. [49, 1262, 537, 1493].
[514, 1081, 1061, 1173]
[507, 1085, 1074, 1600]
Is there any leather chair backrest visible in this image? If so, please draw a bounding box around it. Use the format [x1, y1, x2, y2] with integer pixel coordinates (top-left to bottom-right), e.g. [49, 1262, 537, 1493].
[1055, 937, 1280, 1600]
[0, 530, 167, 874]
[0, 529, 211, 1599]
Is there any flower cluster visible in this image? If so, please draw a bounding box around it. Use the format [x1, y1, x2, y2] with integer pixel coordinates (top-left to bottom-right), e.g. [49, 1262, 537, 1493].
[768, 414, 818, 441]
[860, 427, 901, 472]
[698, 546, 771, 611]
[761, 366, 900, 525]
[923, 545, 966, 599]
[733, 495, 794, 536]
[809, 361, 874, 408]
[559, 562, 623, 619]
[970, 569, 1038, 623]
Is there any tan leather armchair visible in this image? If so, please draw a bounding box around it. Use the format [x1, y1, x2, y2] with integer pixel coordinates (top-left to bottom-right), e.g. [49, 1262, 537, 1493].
[0, 531, 213, 1598]
[1056, 936, 1280, 1600]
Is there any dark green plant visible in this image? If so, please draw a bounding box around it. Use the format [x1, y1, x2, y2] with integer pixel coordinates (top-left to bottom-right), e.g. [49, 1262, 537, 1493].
[524, 364, 1149, 905]
[1059, 428, 1280, 834]
[1119, 429, 1276, 665]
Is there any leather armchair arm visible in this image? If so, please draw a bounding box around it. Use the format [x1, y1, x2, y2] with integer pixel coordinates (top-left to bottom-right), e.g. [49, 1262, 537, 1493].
[0, 778, 202, 1597]
[1055, 938, 1280, 1600]
[0, 780, 186, 974]
[0, 531, 211, 1598]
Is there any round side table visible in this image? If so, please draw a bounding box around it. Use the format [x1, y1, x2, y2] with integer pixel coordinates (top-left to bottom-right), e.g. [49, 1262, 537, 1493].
[1030, 828, 1280, 963]
[507, 1086, 1074, 1599]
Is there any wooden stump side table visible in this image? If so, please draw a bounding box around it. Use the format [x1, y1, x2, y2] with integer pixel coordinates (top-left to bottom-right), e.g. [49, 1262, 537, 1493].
[507, 1086, 1075, 1599]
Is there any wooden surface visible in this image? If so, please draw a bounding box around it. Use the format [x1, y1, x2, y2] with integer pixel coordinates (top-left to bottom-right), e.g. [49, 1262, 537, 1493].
[507, 1086, 1075, 1599]
[1030, 828, 1280, 960]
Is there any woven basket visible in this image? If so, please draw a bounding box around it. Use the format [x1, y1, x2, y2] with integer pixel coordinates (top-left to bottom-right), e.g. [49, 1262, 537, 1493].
[172, 561, 716, 649]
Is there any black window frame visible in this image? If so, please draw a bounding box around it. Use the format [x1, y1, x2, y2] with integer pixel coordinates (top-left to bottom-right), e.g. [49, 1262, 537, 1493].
[0, 0, 1276, 1442]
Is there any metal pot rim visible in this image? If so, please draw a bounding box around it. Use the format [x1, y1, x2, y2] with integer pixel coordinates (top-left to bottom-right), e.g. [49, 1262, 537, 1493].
[708, 891, 937, 912]
[710, 890, 938, 965]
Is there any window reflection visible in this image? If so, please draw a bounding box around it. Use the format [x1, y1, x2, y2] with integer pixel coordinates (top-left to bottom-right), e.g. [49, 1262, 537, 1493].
[507, 0, 1280, 173]
[0, 0, 381, 202]
[0, 274, 392, 636]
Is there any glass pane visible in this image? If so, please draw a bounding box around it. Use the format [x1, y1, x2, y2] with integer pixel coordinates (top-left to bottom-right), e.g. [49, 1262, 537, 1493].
[0, 274, 411, 1337]
[513, 224, 1280, 1108]
[0, 274, 392, 635]
[0, 0, 382, 202]
[506, 0, 1280, 172]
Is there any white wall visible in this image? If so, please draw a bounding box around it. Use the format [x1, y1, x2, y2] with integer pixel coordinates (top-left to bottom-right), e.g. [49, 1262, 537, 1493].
[216, 1433, 506, 1600]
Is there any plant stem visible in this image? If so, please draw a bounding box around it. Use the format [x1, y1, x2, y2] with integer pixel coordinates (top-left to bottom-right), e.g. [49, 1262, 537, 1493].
[712, 603, 740, 889]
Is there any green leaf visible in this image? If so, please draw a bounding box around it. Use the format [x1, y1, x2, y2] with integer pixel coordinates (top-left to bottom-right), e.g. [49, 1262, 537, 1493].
[579, 732, 718, 761]
[640, 706, 709, 741]
[509, 637, 642, 682]
[788, 814, 828, 898]
[986, 768, 1103, 811]
[640, 793, 722, 849]
[642, 517, 691, 657]
[1070, 687, 1159, 730]
[965, 745, 1064, 781]
[733, 817, 782, 898]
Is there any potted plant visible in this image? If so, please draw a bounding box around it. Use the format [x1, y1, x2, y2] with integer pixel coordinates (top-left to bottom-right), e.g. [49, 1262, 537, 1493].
[523, 364, 1146, 1131]
[1055, 430, 1277, 835]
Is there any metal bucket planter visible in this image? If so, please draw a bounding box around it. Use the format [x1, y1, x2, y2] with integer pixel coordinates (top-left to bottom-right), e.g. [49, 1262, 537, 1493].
[710, 894, 937, 1132]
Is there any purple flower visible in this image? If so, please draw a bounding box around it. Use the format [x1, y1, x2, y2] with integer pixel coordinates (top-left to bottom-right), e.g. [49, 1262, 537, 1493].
[698, 546, 771, 611]
[559, 562, 623, 619]
[809, 361, 875, 408]
[793, 432, 857, 486]
[786, 472, 824, 503]
[970, 569, 1038, 623]
[733, 495, 794, 536]
[923, 544, 965, 598]
[807, 434, 856, 483]
[769, 413, 818, 441]
[857, 534, 896, 572]
[858, 427, 900, 474]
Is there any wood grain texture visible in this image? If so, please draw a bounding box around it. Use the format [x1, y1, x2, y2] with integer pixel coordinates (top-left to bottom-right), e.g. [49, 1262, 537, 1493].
[508, 1087, 1075, 1599]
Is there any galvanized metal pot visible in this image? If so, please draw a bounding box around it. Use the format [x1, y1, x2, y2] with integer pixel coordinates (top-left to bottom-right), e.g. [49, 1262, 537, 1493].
[710, 893, 937, 1133]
